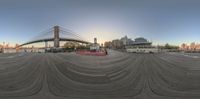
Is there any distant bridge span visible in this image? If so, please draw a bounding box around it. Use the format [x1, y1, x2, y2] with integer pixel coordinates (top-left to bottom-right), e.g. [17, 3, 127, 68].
[19, 38, 91, 47]
[19, 26, 91, 48]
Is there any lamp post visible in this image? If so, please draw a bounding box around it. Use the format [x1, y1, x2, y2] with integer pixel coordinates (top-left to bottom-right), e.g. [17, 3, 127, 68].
[3, 42, 5, 53]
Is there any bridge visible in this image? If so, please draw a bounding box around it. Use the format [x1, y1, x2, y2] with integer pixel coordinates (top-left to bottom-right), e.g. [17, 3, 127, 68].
[19, 26, 91, 48]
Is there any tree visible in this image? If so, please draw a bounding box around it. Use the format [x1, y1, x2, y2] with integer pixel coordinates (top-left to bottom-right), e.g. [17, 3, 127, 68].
[165, 43, 170, 49]
[104, 41, 112, 48]
[190, 42, 196, 50]
[164, 43, 179, 49]
[63, 42, 76, 49]
[181, 43, 187, 49]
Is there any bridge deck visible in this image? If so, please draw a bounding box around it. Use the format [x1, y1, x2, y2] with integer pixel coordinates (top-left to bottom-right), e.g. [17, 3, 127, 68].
[19, 38, 91, 47]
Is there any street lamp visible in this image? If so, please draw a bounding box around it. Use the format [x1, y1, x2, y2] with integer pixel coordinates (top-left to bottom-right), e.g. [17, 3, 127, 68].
[2, 42, 5, 53]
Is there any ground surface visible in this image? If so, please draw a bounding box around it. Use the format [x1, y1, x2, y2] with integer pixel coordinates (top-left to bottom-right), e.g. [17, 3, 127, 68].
[0, 50, 200, 99]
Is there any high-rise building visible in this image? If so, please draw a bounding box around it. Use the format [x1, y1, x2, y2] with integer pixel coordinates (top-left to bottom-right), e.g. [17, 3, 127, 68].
[112, 39, 123, 49]
[120, 36, 133, 45]
[94, 38, 97, 44]
[90, 38, 100, 51]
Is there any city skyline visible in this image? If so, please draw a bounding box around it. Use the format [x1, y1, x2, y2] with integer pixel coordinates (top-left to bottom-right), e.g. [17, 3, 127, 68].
[1, 0, 200, 46]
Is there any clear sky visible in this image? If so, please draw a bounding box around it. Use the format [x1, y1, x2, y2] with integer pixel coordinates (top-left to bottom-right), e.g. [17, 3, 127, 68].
[0, 0, 200, 46]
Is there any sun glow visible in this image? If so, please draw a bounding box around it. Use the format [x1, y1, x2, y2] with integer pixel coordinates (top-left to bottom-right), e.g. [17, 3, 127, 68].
[82, 27, 123, 44]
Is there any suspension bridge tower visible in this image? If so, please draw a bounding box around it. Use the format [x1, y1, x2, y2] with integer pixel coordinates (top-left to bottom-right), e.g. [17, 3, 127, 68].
[54, 26, 60, 48]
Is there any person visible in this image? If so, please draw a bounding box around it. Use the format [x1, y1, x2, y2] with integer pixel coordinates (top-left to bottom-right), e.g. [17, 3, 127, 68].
[105, 49, 108, 55]
[0, 48, 2, 53]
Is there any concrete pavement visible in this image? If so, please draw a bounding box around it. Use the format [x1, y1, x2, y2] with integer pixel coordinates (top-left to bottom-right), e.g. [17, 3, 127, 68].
[0, 51, 200, 99]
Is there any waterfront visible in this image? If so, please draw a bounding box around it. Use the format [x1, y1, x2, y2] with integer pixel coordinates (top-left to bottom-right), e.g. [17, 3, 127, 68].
[1, 48, 45, 53]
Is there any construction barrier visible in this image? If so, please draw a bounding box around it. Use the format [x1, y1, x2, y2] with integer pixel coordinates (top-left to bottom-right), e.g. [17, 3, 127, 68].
[76, 50, 106, 56]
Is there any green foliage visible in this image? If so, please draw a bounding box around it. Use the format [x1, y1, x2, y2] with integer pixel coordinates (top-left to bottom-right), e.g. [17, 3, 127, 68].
[164, 43, 179, 49]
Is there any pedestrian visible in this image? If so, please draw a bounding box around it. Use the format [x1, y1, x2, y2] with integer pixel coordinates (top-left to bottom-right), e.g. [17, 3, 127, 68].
[105, 49, 108, 55]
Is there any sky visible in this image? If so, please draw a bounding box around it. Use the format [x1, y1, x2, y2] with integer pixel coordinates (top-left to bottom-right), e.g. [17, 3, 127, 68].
[0, 0, 200, 47]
